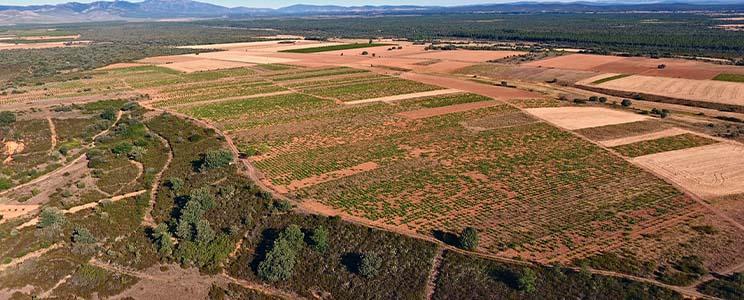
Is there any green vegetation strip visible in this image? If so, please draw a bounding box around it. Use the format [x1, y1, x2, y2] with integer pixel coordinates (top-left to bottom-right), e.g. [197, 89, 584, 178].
[280, 43, 392, 53]
[611, 133, 718, 157]
[591, 74, 630, 85]
[713, 73, 744, 83]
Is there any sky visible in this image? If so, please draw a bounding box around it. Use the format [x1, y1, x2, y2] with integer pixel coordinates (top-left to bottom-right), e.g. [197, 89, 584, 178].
[1, 0, 559, 9]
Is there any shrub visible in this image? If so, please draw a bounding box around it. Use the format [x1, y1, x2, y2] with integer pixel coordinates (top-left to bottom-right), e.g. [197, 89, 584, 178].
[459, 227, 479, 251]
[0, 111, 16, 126]
[359, 253, 383, 278]
[166, 177, 184, 191]
[100, 108, 117, 120]
[598, 97, 608, 103]
[198, 150, 233, 171]
[518, 268, 537, 293]
[310, 225, 329, 252]
[111, 142, 133, 155]
[38, 207, 66, 228]
[257, 225, 304, 282]
[621, 99, 633, 107]
[72, 227, 96, 244]
[153, 223, 174, 258]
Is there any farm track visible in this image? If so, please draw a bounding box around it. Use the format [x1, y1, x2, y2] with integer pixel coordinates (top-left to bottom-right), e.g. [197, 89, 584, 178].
[0, 111, 123, 198]
[47, 117, 57, 155]
[0, 244, 62, 273]
[138, 69, 724, 299]
[424, 247, 444, 300]
[141, 128, 173, 228]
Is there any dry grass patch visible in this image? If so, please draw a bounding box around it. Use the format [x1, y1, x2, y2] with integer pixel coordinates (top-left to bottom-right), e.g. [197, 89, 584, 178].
[526, 107, 650, 130]
[611, 133, 719, 157]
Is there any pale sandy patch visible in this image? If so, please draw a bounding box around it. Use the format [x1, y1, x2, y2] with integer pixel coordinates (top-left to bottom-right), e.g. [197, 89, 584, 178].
[634, 143, 744, 198]
[343, 89, 460, 105]
[398, 100, 503, 120]
[403, 50, 525, 63]
[575, 73, 622, 85]
[525, 54, 626, 70]
[17, 35, 80, 41]
[158, 59, 254, 73]
[183, 51, 296, 64]
[3, 141, 25, 164]
[525, 107, 650, 130]
[596, 75, 744, 106]
[97, 62, 147, 70]
[0, 204, 39, 223]
[284, 162, 378, 191]
[600, 128, 690, 147]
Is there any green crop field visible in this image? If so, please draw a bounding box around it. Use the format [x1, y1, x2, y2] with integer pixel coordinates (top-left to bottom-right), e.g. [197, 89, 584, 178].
[713, 73, 744, 83]
[611, 133, 719, 157]
[279, 43, 392, 53]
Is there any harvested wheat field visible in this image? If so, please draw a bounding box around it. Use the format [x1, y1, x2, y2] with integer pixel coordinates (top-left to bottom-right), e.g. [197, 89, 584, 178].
[595, 75, 744, 106]
[634, 142, 744, 198]
[525, 107, 650, 130]
[158, 59, 254, 73]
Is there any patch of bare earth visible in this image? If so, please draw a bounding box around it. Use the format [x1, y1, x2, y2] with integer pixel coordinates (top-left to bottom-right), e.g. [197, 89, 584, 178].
[599, 128, 690, 147]
[525, 107, 650, 130]
[2, 141, 25, 164]
[284, 162, 378, 192]
[398, 100, 503, 120]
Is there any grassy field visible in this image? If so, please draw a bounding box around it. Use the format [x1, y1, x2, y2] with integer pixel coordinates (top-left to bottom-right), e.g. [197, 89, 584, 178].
[591, 74, 631, 84]
[279, 43, 392, 53]
[713, 73, 744, 83]
[611, 133, 719, 157]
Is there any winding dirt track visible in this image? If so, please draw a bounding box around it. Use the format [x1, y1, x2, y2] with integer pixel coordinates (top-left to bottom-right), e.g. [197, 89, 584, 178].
[141, 129, 173, 228]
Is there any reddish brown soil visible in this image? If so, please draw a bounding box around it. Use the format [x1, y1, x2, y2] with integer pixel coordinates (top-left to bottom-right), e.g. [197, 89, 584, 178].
[400, 73, 542, 100]
[398, 100, 504, 119]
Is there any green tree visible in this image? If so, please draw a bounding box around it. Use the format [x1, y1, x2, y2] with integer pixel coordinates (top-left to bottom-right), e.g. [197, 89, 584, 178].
[310, 225, 329, 252]
[72, 227, 96, 244]
[195, 219, 216, 244]
[459, 227, 479, 251]
[518, 267, 537, 293]
[100, 108, 117, 120]
[199, 150, 233, 171]
[190, 187, 215, 210]
[153, 223, 174, 258]
[257, 225, 305, 282]
[359, 253, 383, 278]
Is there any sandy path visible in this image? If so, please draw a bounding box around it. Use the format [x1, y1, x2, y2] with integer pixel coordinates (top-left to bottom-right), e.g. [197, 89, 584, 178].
[0, 204, 40, 223]
[599, 128, 689, 147]
[342, 89, 461, 105]
[0, 244, 61, 273]
[39, 274, 72, 298]
[47, 117, 57, 155]
[141, 129, 173, 228]
[424, 247, 444, 300]
[114, 160, 144, 195]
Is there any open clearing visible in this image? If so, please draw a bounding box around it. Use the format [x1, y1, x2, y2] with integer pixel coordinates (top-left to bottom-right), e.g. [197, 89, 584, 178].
[594, 75, 744, 106]
[634, 143, 744, 198]
[403, 50, 525, 63]
[182, 51, 297, 64]
[157, 59, 254, 73]
[525, 107, 650, 130]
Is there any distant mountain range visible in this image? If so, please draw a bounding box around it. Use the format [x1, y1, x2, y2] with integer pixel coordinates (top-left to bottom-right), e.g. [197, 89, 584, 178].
[1, 0, 744, 24]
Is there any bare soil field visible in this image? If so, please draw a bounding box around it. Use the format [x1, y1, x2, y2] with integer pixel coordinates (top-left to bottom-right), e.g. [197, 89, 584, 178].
[634, 142, 744, 198]
[525, 54, 626, 71]
[0, 204, 39, 223]
[343, 89, 462, 105]
[137, 55, 203, 64]
[525, 107, 650, 130]
[158, 59, 254, 73]
[594, 75, 744, 106]
[527, 54, 744, 80]
[179, 40, 336, 51]
[97, 62, 147, 70]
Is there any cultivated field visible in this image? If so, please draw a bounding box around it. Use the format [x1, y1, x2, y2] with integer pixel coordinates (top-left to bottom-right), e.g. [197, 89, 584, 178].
[592, 75, 744, 106]
[634, 143, 744, 198]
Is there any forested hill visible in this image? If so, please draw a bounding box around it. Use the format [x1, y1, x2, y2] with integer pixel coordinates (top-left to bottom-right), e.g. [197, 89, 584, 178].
[2, 0, 744, 24]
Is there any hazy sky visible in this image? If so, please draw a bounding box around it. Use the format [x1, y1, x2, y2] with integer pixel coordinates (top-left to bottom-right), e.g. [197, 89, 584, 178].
[2, 0, 553, 9]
